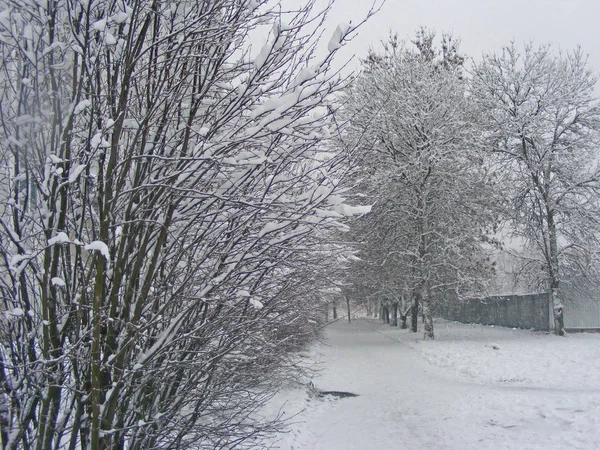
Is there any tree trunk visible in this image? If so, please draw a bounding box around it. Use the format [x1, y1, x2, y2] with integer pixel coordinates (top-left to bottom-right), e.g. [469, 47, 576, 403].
[399, 294, 408, 329]
[333, 300, 337, 320]
[400, 313, 408, 329]
[345, 295, 351, 323]
[550, 285, 565, 336]
[411, 296, 419, 332]
[422, 299, 434, 340]
[547, 208, 565, 336]
[391, 303, 398, 326]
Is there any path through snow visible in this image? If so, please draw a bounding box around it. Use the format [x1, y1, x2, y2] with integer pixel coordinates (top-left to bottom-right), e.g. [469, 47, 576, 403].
[266, 319, 600, 449]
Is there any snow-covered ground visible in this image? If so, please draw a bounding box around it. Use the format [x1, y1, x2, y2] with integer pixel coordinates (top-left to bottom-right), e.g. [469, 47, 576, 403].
[262, 319, 600, 449]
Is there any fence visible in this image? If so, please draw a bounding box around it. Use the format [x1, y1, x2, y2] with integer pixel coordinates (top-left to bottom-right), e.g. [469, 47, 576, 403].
[564, 298, 600, 330]
[441, 293, 550, 331]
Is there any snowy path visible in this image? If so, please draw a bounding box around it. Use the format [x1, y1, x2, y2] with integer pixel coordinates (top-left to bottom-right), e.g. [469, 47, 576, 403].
[269, 319, 600, 450]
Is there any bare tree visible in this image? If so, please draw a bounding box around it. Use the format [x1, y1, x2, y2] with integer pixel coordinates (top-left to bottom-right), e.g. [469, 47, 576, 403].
[341, 30, 495, 339]
[471, 43, 600, 336]
[0, 0, 377, 448]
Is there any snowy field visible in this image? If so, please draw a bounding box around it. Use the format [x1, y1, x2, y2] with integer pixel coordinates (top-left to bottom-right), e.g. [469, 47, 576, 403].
[262, 319, 600, 449]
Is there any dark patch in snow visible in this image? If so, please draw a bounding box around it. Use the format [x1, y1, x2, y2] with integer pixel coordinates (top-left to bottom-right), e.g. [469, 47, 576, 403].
[319, 390, 359, 398]
[307, 382, 359, 399]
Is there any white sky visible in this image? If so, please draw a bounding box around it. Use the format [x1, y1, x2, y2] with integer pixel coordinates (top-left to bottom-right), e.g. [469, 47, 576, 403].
[320, 0, 600, 81]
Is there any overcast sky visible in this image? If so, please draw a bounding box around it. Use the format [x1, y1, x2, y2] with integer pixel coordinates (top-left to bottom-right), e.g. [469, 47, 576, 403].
[321, 0, 600, 79]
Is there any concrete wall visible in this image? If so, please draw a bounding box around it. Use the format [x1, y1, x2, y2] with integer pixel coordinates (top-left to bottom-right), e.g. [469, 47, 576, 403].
[564, 298, 600, 329]
[441, 294, 550, 331]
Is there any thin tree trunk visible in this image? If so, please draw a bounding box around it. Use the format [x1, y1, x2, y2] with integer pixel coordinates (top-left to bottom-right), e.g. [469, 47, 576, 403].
[345, 295, 351, 323]
[392, 303, 398, 326]
[333, 300, 337, 320]
[400, 294, 408, 329]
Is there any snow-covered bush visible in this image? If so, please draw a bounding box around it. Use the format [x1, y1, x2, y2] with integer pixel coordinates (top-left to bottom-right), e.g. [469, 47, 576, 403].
[0, 0, 375, 447]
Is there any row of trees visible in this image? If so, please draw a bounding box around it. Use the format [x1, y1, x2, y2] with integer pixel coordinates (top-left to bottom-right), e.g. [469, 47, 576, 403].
[0, 0, 597, 445]
[341, 29, 600, 338]
[0, 0, 377, 448]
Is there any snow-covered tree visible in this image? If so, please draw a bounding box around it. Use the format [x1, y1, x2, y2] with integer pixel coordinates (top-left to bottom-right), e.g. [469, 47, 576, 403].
[0, 0, 376, 447]
[471, 43, 600, 336]
[341, 30, 495, 339]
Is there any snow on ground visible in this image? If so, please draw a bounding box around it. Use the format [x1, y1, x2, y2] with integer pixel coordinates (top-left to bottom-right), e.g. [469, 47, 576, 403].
[400, 320, 600, 390]
[262, 318, 600, 450]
